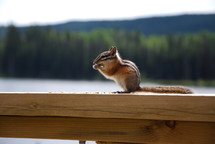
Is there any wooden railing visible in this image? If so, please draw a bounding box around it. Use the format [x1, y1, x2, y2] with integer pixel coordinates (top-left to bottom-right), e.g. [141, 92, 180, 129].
[0, 92, 215, 144]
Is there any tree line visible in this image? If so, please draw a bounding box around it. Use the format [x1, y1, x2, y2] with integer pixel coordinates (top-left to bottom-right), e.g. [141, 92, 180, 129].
[0, 25, 215, 81]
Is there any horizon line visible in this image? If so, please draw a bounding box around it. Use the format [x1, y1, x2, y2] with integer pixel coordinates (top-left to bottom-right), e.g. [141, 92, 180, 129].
[0, 12, 215, 27]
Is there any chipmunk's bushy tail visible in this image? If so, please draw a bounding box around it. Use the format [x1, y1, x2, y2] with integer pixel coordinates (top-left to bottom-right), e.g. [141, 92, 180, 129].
[139, 86, 194, 94]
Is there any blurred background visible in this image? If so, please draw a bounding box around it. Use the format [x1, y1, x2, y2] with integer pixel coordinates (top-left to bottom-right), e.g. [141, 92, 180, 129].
[0, 0, 215, 144]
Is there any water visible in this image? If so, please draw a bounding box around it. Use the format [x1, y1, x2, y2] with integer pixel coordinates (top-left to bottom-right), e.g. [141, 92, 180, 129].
[0, 78, 120, 92]
[0, 78, 215, 144]
[0, 78, 215, 93]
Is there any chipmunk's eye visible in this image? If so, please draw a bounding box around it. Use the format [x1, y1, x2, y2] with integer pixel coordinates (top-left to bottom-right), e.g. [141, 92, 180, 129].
[101, 55, 109, 59]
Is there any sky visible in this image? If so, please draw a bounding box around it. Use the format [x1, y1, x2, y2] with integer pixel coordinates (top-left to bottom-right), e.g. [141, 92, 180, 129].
[0, 0, 215, 26]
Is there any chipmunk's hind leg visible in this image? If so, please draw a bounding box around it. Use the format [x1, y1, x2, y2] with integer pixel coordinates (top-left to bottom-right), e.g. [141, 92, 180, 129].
[124, 76, 140, 92]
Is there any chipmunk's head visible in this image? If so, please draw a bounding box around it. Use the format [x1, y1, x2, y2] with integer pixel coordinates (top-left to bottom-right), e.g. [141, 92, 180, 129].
[92, 46, 120, 71]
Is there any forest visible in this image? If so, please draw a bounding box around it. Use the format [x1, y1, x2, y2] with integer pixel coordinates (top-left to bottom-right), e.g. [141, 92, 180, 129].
[0, 25, 215, 83]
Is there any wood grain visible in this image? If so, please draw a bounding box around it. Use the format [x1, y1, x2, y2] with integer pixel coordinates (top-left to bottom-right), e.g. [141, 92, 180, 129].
[0, 93, 215, 122]
[0, 116, 215, 144]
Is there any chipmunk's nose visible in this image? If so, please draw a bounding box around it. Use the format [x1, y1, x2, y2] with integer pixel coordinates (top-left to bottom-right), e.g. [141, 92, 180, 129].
[92, 64, 98, 70]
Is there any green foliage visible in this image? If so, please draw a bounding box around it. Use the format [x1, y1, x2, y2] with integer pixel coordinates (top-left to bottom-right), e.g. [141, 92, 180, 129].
[2, 25, 21, 76]
[0, 35, 4, 76]
[0, 25, 215, 81]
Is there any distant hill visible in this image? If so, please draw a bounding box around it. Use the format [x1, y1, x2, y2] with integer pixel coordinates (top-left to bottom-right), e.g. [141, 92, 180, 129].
[1, 14, 215, 36]
[47, 14, 215, 35]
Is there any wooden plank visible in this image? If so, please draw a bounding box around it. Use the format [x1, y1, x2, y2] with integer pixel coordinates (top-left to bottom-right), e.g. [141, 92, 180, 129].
[0, 116, 215, 144]
[0, 93, 215, 122]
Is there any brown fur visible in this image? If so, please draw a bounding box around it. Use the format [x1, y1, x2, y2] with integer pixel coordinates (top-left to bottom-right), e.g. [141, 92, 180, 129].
[93, 46, 193, 94]
[139, 86, 193, 94]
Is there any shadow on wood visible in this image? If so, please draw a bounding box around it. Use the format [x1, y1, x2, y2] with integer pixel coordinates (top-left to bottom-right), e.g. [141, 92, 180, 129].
[0, 116, 215, 144]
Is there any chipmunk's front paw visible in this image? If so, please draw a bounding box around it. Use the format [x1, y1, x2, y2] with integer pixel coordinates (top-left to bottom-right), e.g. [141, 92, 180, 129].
[113, 91, 129, 93]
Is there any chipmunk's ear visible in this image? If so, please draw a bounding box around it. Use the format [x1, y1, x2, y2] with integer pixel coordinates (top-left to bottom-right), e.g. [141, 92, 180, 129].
[109, 46, 118, 56]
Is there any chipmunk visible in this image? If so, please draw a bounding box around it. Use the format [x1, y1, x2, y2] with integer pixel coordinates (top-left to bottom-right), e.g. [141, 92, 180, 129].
[92, 46, 193, 94]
